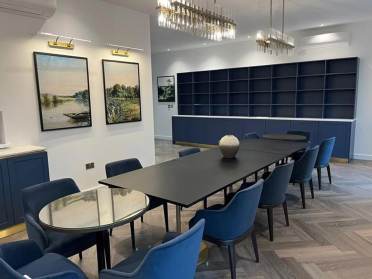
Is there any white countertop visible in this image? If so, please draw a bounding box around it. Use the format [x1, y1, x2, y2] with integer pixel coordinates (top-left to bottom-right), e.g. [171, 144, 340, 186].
[0, 145, 46, 159]
[173, 115, 356, 122]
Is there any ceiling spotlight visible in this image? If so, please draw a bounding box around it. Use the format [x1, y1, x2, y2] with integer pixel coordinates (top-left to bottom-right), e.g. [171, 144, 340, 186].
[320, 24, 325, 27]
[167, 48, 171, 51]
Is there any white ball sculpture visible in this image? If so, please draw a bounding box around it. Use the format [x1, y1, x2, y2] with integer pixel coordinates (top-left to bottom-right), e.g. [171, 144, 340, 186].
[218, 135, 240, 159]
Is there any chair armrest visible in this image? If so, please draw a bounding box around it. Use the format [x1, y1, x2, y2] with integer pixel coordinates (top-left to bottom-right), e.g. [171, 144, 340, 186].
[100, 269, 134, 279]
[0, 240, 43, 270]
[24, 214, 48, 250]
[38, 271, 86, 279]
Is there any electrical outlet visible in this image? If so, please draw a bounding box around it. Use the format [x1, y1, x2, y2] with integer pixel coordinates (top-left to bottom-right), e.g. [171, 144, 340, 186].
[85, 162, 95, 170]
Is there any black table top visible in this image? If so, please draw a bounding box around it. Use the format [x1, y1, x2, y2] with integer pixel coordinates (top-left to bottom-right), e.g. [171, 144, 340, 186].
[39, 187, 149, 233]
[262, 133, 307, 142]
[99, 139, 307, 208]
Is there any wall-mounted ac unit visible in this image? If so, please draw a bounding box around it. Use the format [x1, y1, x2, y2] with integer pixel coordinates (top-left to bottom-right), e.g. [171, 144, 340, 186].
[0, 0, 56, 19]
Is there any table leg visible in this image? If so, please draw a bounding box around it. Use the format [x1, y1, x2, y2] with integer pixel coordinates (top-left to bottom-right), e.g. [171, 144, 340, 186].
[96, 231, 106, 272]
[176, 205, 182, 233]
[103, 230, 111, 269]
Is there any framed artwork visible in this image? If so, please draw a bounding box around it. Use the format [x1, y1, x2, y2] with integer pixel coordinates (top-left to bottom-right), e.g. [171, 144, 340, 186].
[33, 52, 92, 131]
[157, 76, 175, 102]
[102, 60, 142, 125]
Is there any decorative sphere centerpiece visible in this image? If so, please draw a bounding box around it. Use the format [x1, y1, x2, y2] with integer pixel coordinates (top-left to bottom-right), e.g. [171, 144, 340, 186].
[218, 135, 240, 159]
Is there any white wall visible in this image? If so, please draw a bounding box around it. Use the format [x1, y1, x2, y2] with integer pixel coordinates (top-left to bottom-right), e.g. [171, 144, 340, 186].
[0, 0, 155, 189]
[152, 20, 372, 160]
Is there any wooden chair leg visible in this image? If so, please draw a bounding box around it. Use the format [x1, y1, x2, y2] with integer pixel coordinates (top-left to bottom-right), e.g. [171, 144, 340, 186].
[283, 201, 289, 226]
[309, 179, 314, 199]
[317, 168, 322, 190]
[267, 207, 274, 241]
[78, 252, 82, 260]
[300, 183, 306, 209]
[251, 229, 259, 262]
[163, 203, 169, 232]
[130, 221, 136, 251]
[327, 165, 332, 184]
[227, 243, 237, 279]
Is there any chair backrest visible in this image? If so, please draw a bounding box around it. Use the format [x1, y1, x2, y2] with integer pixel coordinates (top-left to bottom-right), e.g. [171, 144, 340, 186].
[244, 132, 259, 139]
[122, 219, 205, 279]
[0, 259, 23, 279]
[316, 137, 336, 168]
[260, 162, 294, 206]
[291, 146, 319, 182]
[287, 130, 311, 142]
[178, 148, 201, 158]
[22, 178, 79, 222]
[105, 158, 143, 178]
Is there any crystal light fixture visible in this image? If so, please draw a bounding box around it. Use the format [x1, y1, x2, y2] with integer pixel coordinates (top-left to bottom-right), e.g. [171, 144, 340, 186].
[256, 0, 295, 55]
[157, 0, 236, 41]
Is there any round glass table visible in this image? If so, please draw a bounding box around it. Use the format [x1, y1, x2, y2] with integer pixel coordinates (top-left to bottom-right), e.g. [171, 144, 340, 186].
[39, 187, 149, 272]
[262, 133, 307, 142]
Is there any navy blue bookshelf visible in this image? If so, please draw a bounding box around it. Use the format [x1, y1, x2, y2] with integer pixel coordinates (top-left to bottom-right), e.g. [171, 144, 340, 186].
[177, 57, 358, 119]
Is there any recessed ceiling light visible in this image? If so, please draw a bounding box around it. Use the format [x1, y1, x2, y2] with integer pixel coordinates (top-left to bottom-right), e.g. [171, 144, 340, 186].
[320, 24, 325, 27]
[167, 48, 171, 51]
[247, 35, 251, 39]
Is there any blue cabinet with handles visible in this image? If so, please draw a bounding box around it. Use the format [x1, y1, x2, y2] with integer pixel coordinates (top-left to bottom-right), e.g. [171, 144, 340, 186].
[0, 150, 49, 230]
[172, 116, 355, 160]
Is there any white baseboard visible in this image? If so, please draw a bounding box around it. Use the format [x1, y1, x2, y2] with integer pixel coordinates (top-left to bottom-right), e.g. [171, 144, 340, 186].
[353, 153, 372, 161]
[155, 135, 172, 141]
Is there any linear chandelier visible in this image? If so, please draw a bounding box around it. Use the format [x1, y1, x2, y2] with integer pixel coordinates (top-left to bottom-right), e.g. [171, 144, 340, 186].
[157, 0, 236, 41]
[256, 0, 295, 55]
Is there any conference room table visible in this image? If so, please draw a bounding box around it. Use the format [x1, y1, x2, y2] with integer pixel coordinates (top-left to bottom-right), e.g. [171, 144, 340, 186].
[100, 138, 308, 233]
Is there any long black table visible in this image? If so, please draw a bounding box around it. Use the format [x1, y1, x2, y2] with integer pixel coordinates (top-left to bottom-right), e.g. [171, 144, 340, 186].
[99, 139, 307, 232]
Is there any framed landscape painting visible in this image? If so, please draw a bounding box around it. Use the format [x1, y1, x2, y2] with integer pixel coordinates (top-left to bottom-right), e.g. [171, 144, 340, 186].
[157, 76, 175, 102]
[102, 60, 142, 125]
[33, 52, 92, 131]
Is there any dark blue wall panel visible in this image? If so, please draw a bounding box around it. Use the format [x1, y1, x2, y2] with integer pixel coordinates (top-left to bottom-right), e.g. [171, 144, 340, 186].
[290, 121, 319, 145]
[265, 120, 291, 133]
[318, 122, 350, 158]
[0, 160, 13, 229]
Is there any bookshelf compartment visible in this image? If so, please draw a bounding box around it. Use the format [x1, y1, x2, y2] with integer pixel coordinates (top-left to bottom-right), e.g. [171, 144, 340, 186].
[230, 80, 248, 92]
[325, 90, 355, 105]
[194, 82, 209, 94]
[298, 61, 325, 75]
[211, 69, 228, 81]
[178, 95, 192, 105]
[296, 105, 323, 118]
[211, 94, 228, 104]
[194, 94, 209, 105]
[229, 68, 249, 80]
[193, 71, 209, 82]
[250, 79, 271, 92]
[273, 91, 296, 104]
[194, 105, 210, 115]
[250, 92, 271, 104]
[229, 93, 248, 104]
[327, 58, 358, 74]
[178, 73, 193, 83]
[250, 66, 272, 79]
[178, 83, 192, 95]
[273, 63, 297, 77]
[178, 105, 193, 115]
[273, 77, 296, 91]
[272, 105, 296, 118]
[211, 81, 228, 93]
[230, 105, 249, 116]
[298, 76, 325, 90]
[324, 105, 354, 119]
[250, 105, 271, 117]
[326, 74, 356, 89]
[211, 105, 229, 116]
[297, 90, 324, 105]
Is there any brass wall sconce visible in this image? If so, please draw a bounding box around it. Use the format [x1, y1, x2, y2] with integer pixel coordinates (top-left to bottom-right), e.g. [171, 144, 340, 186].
[48, 36, 74, 50]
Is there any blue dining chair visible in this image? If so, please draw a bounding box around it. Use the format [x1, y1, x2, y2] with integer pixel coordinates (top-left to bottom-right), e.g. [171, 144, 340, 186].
[22, 178, 97, 259]
[178, 147, 201, 157]
[105, 158, 169, 235]
[315, 137, 336, 190]
[100, 219, 205, 279]
[258, 162, 294, 241]
[0, 240, 87, 279]
[244, 132, 259, 139]
[189, 180, 264, 279]
[290, 146, 319, 209]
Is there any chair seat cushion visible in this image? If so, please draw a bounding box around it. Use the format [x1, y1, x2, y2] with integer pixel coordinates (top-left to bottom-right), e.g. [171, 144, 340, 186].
[45, 230, 96, 257]
[112, 249, 149, 274]
[17, 253, 86, 279]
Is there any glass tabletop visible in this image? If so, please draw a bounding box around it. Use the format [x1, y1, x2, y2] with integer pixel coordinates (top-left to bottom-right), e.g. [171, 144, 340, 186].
[39, 187, 149, 233]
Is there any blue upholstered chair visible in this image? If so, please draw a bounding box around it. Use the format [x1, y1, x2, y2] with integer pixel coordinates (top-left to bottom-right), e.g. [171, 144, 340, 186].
[22, 178, 97, 259]
[315, 137, 336, 190]
[100, 219, 205, 279]
[178, 147, 201, 157]
[290, 146, 319, 209]
[258, 162, 294, 241]
[0, 240, 87, 279]
[189, 180, 264, 279]
[105, 159, 169, 235]
[244, 132, 259, 139]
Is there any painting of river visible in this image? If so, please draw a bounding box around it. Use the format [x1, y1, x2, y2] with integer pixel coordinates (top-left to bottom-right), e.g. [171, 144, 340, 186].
[102, 60, 141, 125]
[34, 52, 92, 131]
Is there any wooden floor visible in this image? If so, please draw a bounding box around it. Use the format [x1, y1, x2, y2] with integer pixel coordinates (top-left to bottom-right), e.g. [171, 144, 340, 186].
[3, 140, 372, 278]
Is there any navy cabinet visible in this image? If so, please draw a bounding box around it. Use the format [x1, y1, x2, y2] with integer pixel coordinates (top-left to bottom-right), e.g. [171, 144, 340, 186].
[0, 151, 49, 229]
[172, 116, 355, 160]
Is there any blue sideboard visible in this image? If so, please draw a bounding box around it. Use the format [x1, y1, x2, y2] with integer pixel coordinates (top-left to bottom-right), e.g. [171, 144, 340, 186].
[172, 116, 356, 160]
[0, 147, 49, 230]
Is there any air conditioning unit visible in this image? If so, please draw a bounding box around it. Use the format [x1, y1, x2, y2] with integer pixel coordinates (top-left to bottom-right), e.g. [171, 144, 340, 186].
[0, 0, 56, 19]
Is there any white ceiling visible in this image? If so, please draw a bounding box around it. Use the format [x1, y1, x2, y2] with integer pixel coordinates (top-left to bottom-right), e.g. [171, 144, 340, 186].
[106, 0, 372, 53]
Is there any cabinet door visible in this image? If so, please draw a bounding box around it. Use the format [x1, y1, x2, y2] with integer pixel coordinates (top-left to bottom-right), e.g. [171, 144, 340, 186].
[7, 152, 49, 224]
[318, 122, 350, 159]
[0, 160, 13, 229]
[265, 120, 291, 133]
